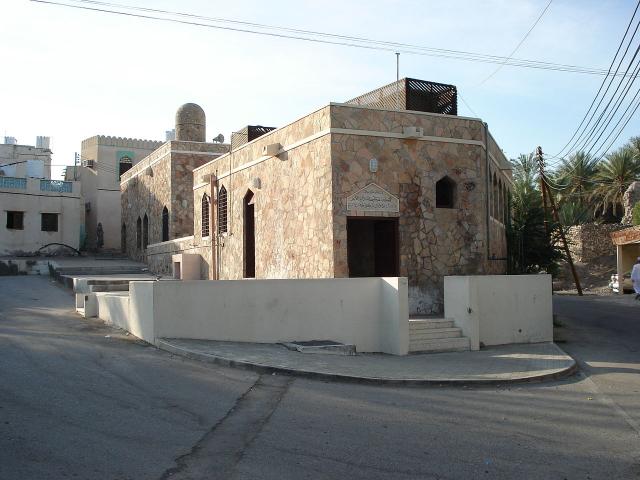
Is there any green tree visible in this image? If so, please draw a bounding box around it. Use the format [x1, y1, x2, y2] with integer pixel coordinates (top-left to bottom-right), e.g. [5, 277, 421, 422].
[553, 151, 598, 210]
[589, 147, 640, 218]
[507, 154, 562, 274]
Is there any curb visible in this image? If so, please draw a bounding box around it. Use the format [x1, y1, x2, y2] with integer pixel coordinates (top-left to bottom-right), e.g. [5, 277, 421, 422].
[156, 339, 579, 387]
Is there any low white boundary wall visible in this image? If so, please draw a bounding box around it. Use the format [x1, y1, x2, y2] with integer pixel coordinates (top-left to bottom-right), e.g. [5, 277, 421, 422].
[444, 275, 553, 350]
[122, 277, 409, 355]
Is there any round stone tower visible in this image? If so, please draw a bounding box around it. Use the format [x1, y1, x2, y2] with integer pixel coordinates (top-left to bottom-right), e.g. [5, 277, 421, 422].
[175, 103, 206, 142]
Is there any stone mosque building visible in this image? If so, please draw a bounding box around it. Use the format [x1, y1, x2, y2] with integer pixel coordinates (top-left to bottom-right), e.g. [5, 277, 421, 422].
[121, 78, 513, 315]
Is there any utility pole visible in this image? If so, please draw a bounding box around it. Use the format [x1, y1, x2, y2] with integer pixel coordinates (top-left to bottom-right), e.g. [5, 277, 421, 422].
[536, 147, 550, 236]
[536, 146, 583, 296]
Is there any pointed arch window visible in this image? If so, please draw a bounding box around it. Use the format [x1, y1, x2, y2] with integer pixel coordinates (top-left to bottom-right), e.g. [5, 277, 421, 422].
[243, 190, 255, 278]
[162, 206, 169, 242]
[136, 217, 142, 249]
[218, 185, 228, 235]
[143, 214, 149, 249]
[435, 176, 456, 209]
[202, 193, 210, 237]
[121, 223, 127, 252]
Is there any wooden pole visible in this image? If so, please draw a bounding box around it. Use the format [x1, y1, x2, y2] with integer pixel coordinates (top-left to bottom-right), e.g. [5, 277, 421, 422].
[537, 147, 583, 296]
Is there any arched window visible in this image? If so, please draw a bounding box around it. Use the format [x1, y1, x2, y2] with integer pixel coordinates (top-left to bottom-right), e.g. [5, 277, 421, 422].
[218, 185, 228, 235]
[136, 217, 142, 249]
[201, 193, 210, 237]
[243, 190, 256, 278]
[435, 176, 456, 209]
[491, 173, 498, 219]
[121, 223, 126, 253]
[119, 155, 133, 178]
[162, 206, 169, 242]
[143, 214, 149, 249]
[498, 180, 504, 223]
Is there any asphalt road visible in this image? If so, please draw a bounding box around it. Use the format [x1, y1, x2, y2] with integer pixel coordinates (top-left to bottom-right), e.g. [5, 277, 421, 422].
[1, 276, 639, 479]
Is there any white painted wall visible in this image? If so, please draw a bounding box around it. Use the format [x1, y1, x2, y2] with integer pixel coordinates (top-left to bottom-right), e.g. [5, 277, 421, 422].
[96, 293, 129, 328]
[444, 275, 553, 350]
[0, 178, 81, 255]
[124, 277, 409, 354]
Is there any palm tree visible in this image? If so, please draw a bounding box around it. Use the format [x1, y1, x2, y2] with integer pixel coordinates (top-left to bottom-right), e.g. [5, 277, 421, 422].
[590, 147, 640, 218]
[553, 151, 598, 208]
[508, 153, 562, 274]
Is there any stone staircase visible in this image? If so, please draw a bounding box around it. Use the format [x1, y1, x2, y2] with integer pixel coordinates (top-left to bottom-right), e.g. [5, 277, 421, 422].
[408, 317, 470, 353]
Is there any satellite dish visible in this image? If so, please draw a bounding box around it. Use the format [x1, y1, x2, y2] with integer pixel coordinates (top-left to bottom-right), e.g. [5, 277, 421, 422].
[213, 133, 225, 143]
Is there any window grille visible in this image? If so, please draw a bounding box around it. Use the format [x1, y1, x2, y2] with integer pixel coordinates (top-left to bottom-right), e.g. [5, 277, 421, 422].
[218, 186, 228, 234]
[41, 213, 58, 232]
[6, 211, 24, 230]
[143, 214, 149, 249]
[202, 194, 210, 237]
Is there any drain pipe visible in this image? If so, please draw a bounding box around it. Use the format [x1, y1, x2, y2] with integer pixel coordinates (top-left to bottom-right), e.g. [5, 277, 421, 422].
[210, 173, 219, 280]
[484, 122, 491, 260]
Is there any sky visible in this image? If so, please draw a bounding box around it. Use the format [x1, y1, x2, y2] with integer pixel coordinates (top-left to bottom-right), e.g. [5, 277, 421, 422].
[0, 0, 637, 179]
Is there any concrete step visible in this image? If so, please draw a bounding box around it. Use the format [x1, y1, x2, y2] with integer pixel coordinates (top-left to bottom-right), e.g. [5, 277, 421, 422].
[88, 284, 130, 293]
[409, 318, 455, 330]
[409, 336, 470, 353]
[409, 327, 462, 341]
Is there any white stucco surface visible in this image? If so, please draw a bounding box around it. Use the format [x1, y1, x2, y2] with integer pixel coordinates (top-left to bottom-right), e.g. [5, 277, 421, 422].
[124, 277, 409, 355]
[0, 178, 81, 255]
[444, 275, 553, 350]
[96, 293, 129, 328]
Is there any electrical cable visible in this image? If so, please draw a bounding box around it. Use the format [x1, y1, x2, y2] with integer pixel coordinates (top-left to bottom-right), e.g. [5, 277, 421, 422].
[476, 0, 553, 86]
[553, 0, 640, 158]
[31, 0, 629, 77]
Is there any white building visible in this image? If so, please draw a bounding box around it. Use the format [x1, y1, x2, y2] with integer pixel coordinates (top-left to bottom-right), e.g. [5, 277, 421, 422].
[76, 135, 162, 251]
[0, 138, 81, 256]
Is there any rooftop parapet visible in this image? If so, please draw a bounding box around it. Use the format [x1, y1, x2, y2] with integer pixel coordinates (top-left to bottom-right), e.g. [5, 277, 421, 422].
[81, 135, 164, 150]
[346, 78, 458, 116]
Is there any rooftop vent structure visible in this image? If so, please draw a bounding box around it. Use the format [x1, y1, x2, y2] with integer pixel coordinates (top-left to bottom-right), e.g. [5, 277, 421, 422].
[346, 78, 457, 116]
[231, 125, 276, 151]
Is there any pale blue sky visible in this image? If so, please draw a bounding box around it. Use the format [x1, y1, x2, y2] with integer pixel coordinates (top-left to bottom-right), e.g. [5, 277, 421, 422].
[0, 0, 636, 178]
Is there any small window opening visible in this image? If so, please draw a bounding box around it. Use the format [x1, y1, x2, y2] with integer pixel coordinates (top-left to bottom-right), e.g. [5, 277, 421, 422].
[435, 176, 456, 209]
[142, 214, 149, 249]
[41, 213, 58, 232]
[202, 194, 210, 237]
[6, 211, 24, 230]
[119, 156, 133, 178]
[218, 185, 228, 235]
[162, 206, 169, 242]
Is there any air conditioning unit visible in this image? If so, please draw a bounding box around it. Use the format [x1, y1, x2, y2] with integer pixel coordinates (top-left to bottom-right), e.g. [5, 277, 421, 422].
[82, 159, 95, 168]
[403, 126, 424, 138]
[262, 143, 281, 157]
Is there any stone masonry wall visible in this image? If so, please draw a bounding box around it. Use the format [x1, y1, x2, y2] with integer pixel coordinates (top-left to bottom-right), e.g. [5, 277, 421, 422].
[120, 141, 227, 264]
[144, 236, 210, 277]
[566, 222, 629, 262]
[329, 104, 509, 314]
[622, 181, 640, 225]
[192, 106, 333, 280]
[190, 103, 510, 314]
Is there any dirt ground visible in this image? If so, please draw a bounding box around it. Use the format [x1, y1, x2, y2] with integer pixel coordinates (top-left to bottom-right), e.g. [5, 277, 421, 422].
[553, 254, 617, 295]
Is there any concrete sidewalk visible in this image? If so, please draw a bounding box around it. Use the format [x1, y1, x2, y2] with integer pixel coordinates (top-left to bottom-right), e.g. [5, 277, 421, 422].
[157, 338, 576, 386]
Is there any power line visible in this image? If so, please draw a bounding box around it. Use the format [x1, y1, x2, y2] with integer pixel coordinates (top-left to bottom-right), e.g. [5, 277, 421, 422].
[476, 0, 553, 86]
[553, 0, 640, 159]
[31, 0, 631, 77]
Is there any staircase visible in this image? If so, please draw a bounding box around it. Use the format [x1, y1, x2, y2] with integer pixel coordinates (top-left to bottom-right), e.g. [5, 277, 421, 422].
[408, 317, 470, 353]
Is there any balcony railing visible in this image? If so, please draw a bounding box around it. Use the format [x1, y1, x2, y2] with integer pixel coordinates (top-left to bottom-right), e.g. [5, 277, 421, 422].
[0, 176, 27, 189]
[40, 179, 73, 193]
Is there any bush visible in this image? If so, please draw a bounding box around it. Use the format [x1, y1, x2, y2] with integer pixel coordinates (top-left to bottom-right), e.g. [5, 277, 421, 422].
[633, 202, 640, 225]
